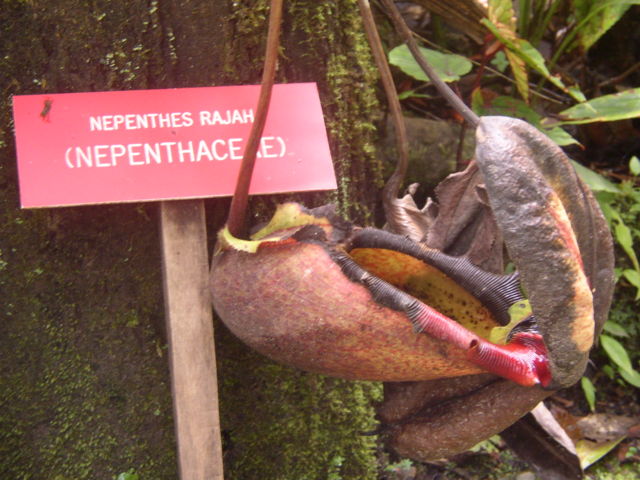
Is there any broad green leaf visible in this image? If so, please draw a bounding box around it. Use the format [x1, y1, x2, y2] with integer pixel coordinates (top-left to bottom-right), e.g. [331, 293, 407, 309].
[614, 267, 624, 282]
[567, 86, 587, 103]
[388, 45, 472, 83]
[603, 320, 630, 337]
[573, 0, 635, 51]
[580, 376, 597, 412]
[544, 88, 640, 126]
[473, 93, 579, 146]
[545, 126, 580, 146]
[600, 334, 634, 373]
[619, 367, 640, 387]
[622, 269, 640, 299]
[571, 161, 621, 194]
[614, 222, 640, 270]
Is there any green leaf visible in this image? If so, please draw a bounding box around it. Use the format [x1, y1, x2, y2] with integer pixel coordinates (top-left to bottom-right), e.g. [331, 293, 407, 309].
[571, 161, 621, 193]
[630, 156, 640, 176]
[388, 45, 472, 83]
[603, 320, 630, 337]
[473, 94, 579, 145]
[600, 334, 634, 373]
[481, 19, 585, 102]
[576, 437, 626, 469]
[544, 88, 640, 126]
[545, 126, 580, 147]
[567, 85, 587, 103]
[573, 0, 635, 51]
[490, 50, 509, 72]
[488, 0, 517, 27]
[581, 376, 597, 412]
[486, 1, 530, 100]
[622, 269, 640, 299]
[473, 94, 537, 122]
[602, 364, 616, 379]
[619, 367, 640, 388]
[505, 49, 529, 101]
[596, 194, 623, 225]
[614, 222, 640, 270]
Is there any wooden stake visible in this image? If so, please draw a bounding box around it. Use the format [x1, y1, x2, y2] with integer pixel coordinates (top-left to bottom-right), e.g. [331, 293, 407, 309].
[160, 200, 224, 480]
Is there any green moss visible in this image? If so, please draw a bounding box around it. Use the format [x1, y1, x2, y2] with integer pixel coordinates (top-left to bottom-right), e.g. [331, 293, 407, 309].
[588, 459, 640, 480]
[2, 1, 386, 478]
[217, 327, 382, 480]
[285, 0, 385, 224]
[1, 5, 178, 476]
[0, 202, 177, 479]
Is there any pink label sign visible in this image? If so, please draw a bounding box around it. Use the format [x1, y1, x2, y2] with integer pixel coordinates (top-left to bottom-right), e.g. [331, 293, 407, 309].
[12, 83, 336, 208]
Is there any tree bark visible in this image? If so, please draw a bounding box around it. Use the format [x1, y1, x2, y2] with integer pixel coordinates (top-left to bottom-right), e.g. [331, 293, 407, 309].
[0, 1, 384, 478]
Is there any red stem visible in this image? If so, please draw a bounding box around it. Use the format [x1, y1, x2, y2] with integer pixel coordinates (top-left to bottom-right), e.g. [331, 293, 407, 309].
[227, 0, 284, 238]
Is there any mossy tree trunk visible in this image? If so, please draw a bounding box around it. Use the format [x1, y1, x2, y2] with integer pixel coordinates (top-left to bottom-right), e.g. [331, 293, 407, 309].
[1, 1, 385, 479]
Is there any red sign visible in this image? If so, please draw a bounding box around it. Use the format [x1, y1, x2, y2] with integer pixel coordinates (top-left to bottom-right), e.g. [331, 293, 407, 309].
[12, 83, 336, 208]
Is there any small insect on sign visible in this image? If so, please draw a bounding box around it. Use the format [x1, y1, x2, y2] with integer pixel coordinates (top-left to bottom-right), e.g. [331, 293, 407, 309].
[12, 83, 336, 208]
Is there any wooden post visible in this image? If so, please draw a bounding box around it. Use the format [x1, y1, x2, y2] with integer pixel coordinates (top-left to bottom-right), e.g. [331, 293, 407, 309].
[160, 200, 224, 480]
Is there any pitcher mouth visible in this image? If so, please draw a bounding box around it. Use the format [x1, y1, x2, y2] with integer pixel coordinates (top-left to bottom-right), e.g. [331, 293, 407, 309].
[325, 227, 552, 387]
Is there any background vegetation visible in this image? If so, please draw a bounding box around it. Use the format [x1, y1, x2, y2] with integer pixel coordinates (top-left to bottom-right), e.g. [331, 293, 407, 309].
[1, 0, 639, 479]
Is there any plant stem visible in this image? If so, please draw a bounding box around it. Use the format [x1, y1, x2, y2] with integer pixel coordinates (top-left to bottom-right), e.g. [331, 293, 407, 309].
[518, 0, 531, 38]
[379, 0, 479, 127]
[357, 0, 409, 206]
[226, 0, 284, 238]
[531, 0, 556, 46]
